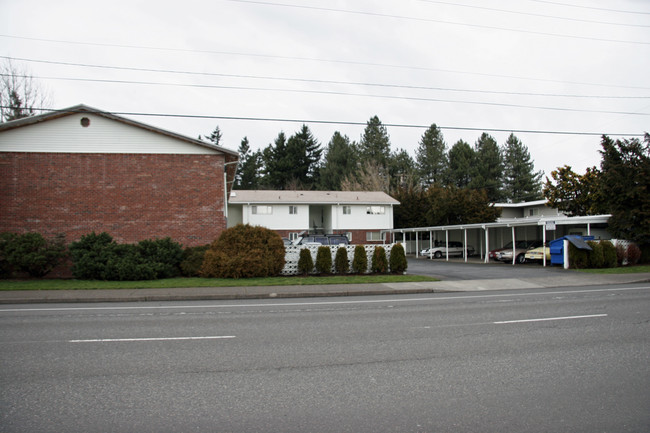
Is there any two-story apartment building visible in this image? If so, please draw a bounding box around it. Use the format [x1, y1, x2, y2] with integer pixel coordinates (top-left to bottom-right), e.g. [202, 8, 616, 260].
[227, 190, 399, 244]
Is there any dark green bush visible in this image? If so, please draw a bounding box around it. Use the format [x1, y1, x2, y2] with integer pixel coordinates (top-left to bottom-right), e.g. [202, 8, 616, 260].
[600, 241, 617, 268]
[389, 243, 408, 274]
[137, 237, 183, 278]
[298, 248, 314, 275]
[616, 244, 626, 266]
[180, 245, 210, 277]
[641, 244, 650, 264]
[352, 245, 368, 274]
[200, 224, 285, 278]
[70, 232, 184, 280]
[587, 241, 604, 269]
[371, 246, 388, 273]
[569, 243, 589, 269]
[334, 247, 349, 274]
[0, 233, 17, 278]
[1, 232, 66, 277]
[315, 246, 332, 274]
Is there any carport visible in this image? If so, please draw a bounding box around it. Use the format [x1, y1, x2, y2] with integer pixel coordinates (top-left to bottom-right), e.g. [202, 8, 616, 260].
[382, 214, 610, 266]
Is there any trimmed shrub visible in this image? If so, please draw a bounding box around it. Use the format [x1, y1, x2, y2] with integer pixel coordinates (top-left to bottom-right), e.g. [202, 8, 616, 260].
[137, 237, 183, 278]
[103, 243, 157, 281]
[2, 232, 67, 277]
[298, 248, 314, 275]
[627, 243, 641, 266]
[315, 246, 332, 274]
[600, 240, 617, 268]
[200, 224, 285, 278]
[569, 243, 589, 269]
[180, 245, 210, 277]
[371, 246, 388, 273]
[587, 241, 604, 269]
[69, 232, 115, 279]
[389, 243, 407, 274]
[616, 244, 626, 266]
[0, 233, 17, 278]
[352, 245, 368, 274]
[334, 247, 350, 274]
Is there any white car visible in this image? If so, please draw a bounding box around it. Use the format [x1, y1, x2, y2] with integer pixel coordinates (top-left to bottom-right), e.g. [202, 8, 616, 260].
[421, 241, 474, 259]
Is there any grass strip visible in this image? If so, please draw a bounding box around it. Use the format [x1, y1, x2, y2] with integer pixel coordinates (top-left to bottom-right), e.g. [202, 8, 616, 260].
[576, 265, 650, 274]
[0, 274, 437, 291]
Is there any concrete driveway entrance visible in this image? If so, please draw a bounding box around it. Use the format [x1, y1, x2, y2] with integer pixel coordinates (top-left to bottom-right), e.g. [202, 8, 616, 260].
[407, 257, 569, 280]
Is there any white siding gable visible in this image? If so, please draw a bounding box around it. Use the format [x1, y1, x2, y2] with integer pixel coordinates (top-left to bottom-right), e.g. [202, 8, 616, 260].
[0, 113, 220, 155]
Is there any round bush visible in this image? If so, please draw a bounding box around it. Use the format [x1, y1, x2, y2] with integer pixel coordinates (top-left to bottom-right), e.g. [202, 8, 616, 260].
[316, 246, 332, 274]
[389, 243, 408, 274]
[298, 248, 314, 275]
[371, 246, 388, 273]
[180, 245, 210, 277]
[569, 243, 589, 269]
[334, 247, 349, 274]
[2, 232, 66, 278]
[200, 224, 285, 278]
[587, 241, 604, 269]
[352, 245, 368, 274]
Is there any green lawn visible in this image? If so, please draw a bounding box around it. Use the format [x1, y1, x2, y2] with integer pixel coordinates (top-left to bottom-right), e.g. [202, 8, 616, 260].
[0, 274, 437, 291]
[576, 264, 650, 274]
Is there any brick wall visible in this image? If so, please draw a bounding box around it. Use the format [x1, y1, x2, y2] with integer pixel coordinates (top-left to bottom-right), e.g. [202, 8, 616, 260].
[0, 152, 227, 247]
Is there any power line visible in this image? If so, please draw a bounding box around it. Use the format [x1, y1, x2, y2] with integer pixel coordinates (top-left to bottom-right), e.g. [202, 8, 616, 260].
[2, 35, 648, 91]
[5, 105, 644, 137]
[416, 0, 650, 28]
[527, 0, 650, 15]
[5, 73, 648, 116]
[225, 0, 650, 45]
[4, 55, 648, 99]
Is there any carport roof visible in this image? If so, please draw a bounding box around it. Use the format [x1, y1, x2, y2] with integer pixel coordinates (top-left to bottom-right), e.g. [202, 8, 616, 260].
[384, 214, 611, 234]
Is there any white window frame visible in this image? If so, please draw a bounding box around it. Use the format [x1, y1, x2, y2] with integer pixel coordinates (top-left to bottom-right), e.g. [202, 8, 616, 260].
[251, 205, 273, 215]
[366, 206, 385, 215]
[289, 205, 298, 215]
[366, 231, 383, 241]
[342, 205, 351, 215]
[289, 232, 300, 241]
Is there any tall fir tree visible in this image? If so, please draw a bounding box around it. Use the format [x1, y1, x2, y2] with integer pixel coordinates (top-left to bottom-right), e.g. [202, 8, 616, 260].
[388, 148, 417, 192]
[358, 115, 391, 169]
[502, 133, 543, 202]
[235, 137, 262, 189]
[470, 133, 504, 202]
[447, 139, 475, 188]
[319, 131, 358, 190]
[262, 132, 292, 189]
[416, 123, 447, 186]
[285, 124, 322, 189]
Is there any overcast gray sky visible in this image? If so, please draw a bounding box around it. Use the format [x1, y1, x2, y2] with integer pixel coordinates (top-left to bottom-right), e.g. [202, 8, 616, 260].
[2, 0, 649, 177]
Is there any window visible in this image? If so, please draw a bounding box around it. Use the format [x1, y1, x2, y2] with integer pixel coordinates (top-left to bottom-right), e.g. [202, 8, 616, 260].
[528, 208, 539, 216]
[289, 206, 298, 215]
[289, 232, 300, 241]
[366, 231, 383, 241]
[366, 206, 385, 215]
[342, 205, 351, 215]
[251, 205, 272, 215]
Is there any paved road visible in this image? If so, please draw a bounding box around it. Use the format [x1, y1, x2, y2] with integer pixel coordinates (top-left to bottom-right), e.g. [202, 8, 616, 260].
[1, 283, 649, 432]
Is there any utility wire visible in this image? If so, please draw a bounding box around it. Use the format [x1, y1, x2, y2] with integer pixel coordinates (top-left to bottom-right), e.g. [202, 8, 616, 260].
[4, 73, 648, 116]
[225, 0, 650, 45]
[7, 105, 643, 137]
[2, 36, 649, 91]
[527, 0, 650, 15]
[416, 0, 650, 28]
[4, 55, 648, 99]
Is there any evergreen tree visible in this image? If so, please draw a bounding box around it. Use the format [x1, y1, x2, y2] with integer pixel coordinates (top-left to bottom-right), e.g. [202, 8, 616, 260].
[502, 133, 543, 202]
[471, 133, 504, 202]
[416, 123, 447, 186]
[262, 132, 292, 189]
[285, 124, 322, 189]
[319, 131, 358, 190]
[205, 126, 223, 146]
[447, 139, 475, 188]
[235, 137, 262, 189]
[388, 148, 417, 192]
[358, 115, 391, 169]
[598, 134, 650, 245]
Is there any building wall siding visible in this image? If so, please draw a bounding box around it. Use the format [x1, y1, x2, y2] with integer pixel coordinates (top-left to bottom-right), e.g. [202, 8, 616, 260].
[0, 152, 227, 246]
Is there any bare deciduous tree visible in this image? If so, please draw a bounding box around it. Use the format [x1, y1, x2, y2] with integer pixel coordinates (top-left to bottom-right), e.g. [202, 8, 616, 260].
[1, 59, 50, 123]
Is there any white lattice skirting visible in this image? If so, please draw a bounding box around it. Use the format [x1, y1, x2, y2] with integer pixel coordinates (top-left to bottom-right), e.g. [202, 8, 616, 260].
[282, 244, 397, 275]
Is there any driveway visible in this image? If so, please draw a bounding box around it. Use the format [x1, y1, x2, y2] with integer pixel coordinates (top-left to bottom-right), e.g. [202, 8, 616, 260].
[407, 257, 568, 280]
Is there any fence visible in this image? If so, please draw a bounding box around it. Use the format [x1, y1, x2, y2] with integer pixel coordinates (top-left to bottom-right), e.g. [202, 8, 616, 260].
[282, 244, 396, 275]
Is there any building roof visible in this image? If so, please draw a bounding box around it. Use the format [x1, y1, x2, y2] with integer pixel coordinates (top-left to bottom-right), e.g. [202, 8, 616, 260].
[0, 104, 240, 157]
[493, 199, 548, 208]
[229, 190, 400, 205]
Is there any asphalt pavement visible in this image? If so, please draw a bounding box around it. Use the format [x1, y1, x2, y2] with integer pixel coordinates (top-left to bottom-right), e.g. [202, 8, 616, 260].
[2, 258, 649, 304]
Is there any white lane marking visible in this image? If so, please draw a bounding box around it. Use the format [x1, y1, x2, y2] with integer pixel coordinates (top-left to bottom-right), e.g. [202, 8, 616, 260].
[1, 286, 648, 313]
[494, 314, 607, 324]
[68, 336, 235, 343]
